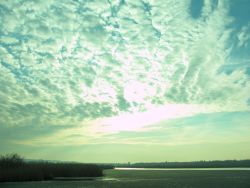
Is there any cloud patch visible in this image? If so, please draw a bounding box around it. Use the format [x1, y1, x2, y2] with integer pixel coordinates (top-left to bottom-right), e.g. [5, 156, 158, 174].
[0, 0, 249, 148]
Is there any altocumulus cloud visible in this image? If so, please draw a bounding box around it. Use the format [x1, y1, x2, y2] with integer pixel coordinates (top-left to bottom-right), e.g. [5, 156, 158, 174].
[0, 0, 249, 146]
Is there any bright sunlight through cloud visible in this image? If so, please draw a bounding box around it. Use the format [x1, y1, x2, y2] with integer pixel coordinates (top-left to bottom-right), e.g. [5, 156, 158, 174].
[0, 0, 250, 162]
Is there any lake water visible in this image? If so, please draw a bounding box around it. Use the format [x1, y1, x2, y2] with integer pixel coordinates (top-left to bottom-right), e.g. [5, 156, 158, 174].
[1, 168, 250, 188]
[115, 167, 250, 170]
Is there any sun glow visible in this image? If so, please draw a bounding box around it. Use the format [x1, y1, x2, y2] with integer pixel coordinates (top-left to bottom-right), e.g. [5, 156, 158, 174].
[97, 104, 211, 133]
[124, 80, 156, 103]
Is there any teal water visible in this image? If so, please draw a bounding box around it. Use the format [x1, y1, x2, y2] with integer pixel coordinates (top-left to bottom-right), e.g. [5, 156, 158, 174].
[115, 167, 250, 170]
[1, 169, 250, 188]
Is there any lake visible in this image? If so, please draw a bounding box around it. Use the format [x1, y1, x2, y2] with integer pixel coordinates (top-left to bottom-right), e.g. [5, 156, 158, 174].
[1, 168, 250, 188]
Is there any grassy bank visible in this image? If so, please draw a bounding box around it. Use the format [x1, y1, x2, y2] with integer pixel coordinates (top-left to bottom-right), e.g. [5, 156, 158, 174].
[0, 154, 103, 182]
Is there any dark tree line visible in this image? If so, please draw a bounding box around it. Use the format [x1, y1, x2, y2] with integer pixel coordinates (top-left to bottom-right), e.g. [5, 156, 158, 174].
[115, 160, 250, 168]
[0, 153, 24, 168]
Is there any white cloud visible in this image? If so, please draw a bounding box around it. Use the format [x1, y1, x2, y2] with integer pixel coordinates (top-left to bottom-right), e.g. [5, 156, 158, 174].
[0, 0, 249, 132]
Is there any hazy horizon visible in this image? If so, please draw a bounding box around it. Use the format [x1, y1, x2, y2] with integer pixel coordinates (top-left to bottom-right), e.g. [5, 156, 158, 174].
[23, 155, 250, 164]
[0, 0, 250, 163]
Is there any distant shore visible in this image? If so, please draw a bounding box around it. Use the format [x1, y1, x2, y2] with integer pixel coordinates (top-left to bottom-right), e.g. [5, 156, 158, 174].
[113, 160, 250, 169]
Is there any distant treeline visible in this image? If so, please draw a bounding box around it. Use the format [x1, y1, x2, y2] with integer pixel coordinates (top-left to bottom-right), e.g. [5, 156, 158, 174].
[115, 160, 250, 168]
[0, 153, 104, 182]
[98, 164, 114, 170]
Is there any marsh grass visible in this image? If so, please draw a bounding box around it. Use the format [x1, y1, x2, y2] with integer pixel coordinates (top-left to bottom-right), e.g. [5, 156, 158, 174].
[0, 154, 103, 182]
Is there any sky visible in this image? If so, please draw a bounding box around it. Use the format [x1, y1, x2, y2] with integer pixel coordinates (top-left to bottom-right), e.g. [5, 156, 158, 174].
[0, 0, 250, 163]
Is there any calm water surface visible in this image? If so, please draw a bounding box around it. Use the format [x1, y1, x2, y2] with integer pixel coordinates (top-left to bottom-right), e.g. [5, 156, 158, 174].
[1, 168, 250, 188]
[115, 167, 250, 170]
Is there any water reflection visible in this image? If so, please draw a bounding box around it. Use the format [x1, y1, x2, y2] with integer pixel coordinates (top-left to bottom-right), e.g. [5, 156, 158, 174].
[115, 167, 250, 171]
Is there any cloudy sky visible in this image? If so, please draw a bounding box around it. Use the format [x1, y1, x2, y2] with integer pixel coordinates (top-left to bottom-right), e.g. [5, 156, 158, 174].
[0, 0, 250, 163]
